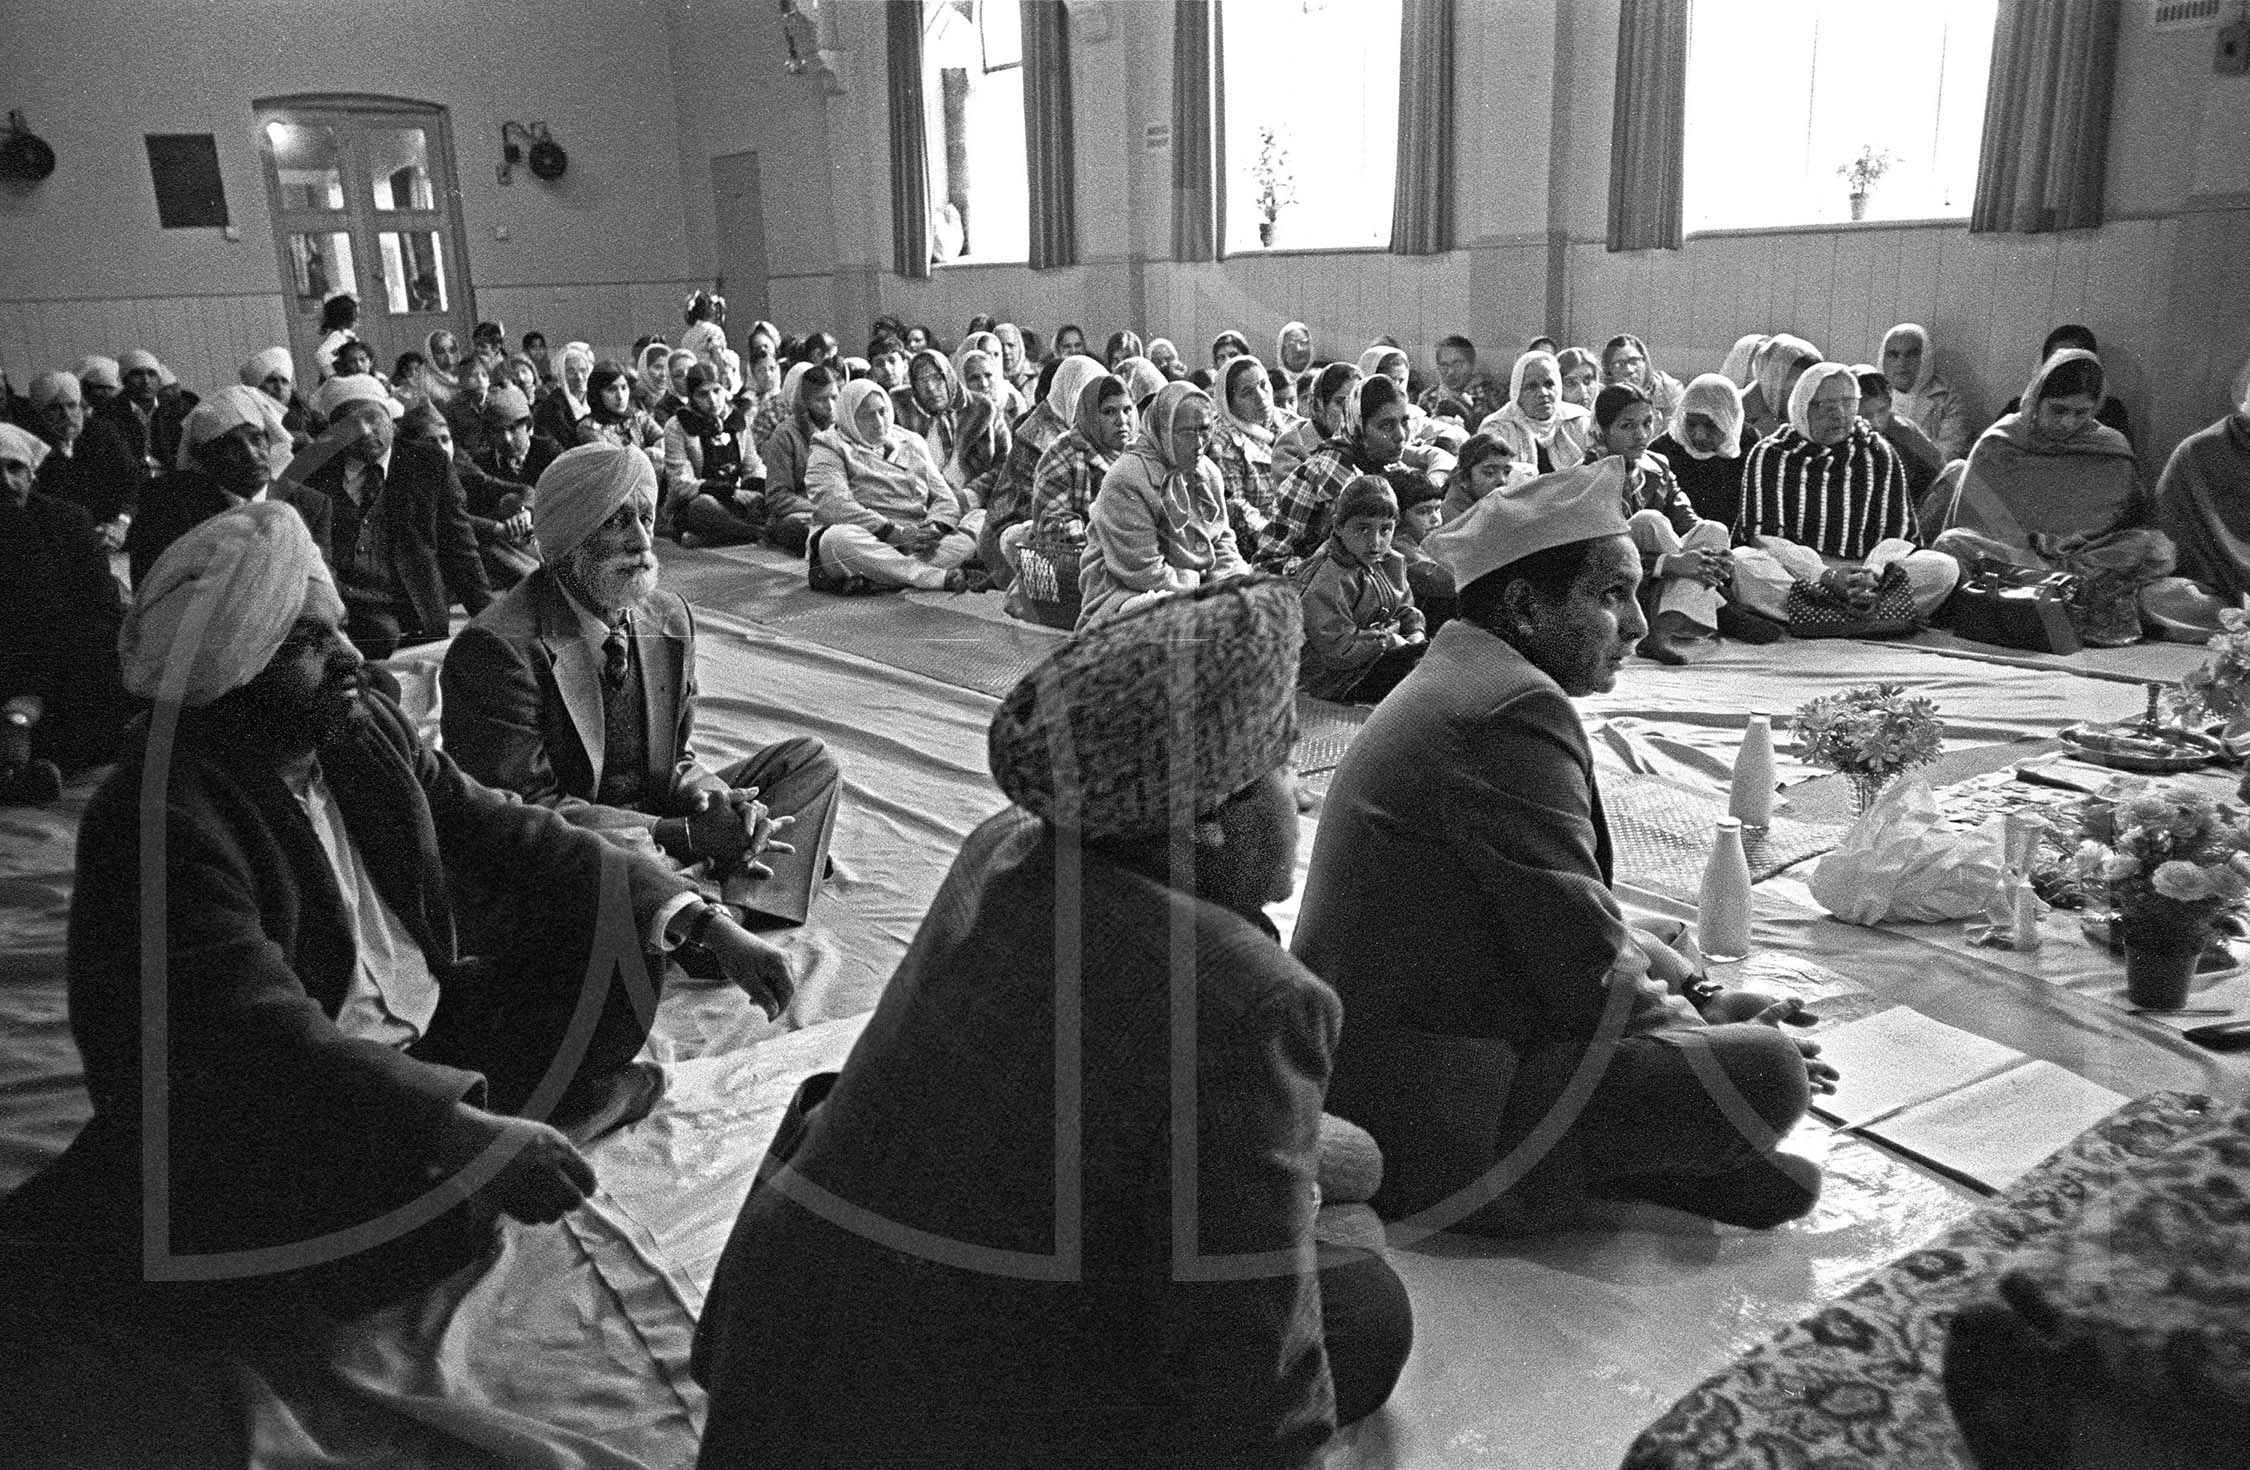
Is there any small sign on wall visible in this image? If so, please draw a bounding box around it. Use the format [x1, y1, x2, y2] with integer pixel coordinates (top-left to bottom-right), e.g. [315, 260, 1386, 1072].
[145, 133, 228, 228]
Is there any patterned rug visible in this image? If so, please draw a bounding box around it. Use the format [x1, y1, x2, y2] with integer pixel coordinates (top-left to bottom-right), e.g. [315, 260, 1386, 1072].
[1603, 768, 1846, 897]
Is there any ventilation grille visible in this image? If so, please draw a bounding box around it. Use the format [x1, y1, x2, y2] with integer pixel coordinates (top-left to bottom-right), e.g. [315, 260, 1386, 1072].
[1143, 123, 1171, 151]
[2151, 0, 2222, 31]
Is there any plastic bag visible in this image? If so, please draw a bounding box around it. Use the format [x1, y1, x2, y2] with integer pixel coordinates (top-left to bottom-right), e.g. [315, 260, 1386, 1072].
[1808, 774, 2005, 924]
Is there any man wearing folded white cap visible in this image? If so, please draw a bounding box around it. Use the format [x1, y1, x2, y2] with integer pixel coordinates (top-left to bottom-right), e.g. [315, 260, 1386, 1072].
[28, 369, 141, 547]
[127, 384, 333, 584]
[443, 444, 843, 927]
[100, 348, 190, 479]
[1295, 463, 1835, 1237]
[0, 499, 796, 1324]
[240, 345, 312, 448]
[295, 370, 489, 658]
[74, 353, 123, 408]
[0, 422, 131, 794]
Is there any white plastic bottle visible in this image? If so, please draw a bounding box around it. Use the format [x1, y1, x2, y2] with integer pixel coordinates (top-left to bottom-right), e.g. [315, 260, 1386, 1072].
[1729, 714, 1776, 828]
[1698, 816, 1754, 962]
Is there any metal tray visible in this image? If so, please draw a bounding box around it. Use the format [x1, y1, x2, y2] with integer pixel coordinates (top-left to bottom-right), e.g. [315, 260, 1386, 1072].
[2058, 723, 2215, 773]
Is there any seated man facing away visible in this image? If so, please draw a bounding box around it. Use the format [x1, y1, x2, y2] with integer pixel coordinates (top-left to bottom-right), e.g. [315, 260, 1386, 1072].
[1293, 467, 1836, 1236]
[0, 504, 793, 1415]
[694, 578, 1411, 1468]
[0, 424, 130, 800]
[442, 444, 841, 928]
[1293, 473, 1427, 704]
[1732, 362, 1959, 627]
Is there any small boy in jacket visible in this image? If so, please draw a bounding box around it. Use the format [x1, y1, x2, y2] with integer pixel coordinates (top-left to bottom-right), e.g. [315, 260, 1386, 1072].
[1294, 474, 1427, 704]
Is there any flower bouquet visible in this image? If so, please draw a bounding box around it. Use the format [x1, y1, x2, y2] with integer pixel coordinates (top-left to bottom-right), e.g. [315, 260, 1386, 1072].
[2167, 608, 2250, 744]
[1790, 683, 1945, 815]
[2074, 782, 2250, 1008]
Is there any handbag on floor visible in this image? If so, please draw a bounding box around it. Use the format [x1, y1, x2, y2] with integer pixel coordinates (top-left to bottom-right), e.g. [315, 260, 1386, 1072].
[1939, 561, 2084, 655]
[1783, 564, 1921, 639]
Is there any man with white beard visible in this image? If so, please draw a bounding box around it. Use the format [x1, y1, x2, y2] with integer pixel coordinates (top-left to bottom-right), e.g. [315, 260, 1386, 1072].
[442, 444, 842, 928]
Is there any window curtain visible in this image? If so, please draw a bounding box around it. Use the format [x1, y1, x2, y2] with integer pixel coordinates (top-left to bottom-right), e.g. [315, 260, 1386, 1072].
[1170, 0, 1224, 264]
[1970, 0, 2118, 235]
[1022, 0, 1078, 270]
[1605, 0, 1688, 253]
[887, 1, 932, 280]
[1389, 0, 1456, 255]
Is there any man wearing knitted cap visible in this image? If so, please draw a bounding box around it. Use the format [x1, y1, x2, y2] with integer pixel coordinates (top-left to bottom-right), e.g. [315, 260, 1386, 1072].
[1295, 462, 1836, 1237]
[28, 369, 142, 548]
[0, 500, 797, 1332]
[0, 423, 131, 797]
[696, 577, 1411, 1466]
[295, 371, 490, 657]
[127, 384, 333, 585]
[443, 444, 841, 928]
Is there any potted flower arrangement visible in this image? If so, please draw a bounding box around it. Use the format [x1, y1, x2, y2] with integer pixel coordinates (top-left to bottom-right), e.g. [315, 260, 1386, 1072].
[1251, 125, 1296, 248]
[1838, 146, 1895, 221]
[2076, 783, 2250, 1009]
[1791, 683, 1945, 816]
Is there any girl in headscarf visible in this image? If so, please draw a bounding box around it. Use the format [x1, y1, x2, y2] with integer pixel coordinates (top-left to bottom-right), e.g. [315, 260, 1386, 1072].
[982, 355, 1109, 582]
[1274, 361, 1359, 483]
[1877, 323, 1970, 461]
[1008, 374, 1135, 627]
[1104, 331, 1145, 371]
[1114, 356, 1168, 413]
[656, 348, 700, 427]
[2152, 361, 2250, 611]
[805, 379, 986, 592]
[1146, 339, 1185, 382]
[1437, 431, 1528, 523]
[1211, 330, 1251, 369]
[1743, 334, 1820, 442]
[1206, 354, 1284, 547]
[1719, 333, 1768, 389]
[1555, 347, 1602, 411]
[1474, 351, 1594, 476]
[1600, 334, 1684, 423]
[635, 340, 675, 416]
[758, 361, 838, 553]
[1733, 361, 1959, 625]
[663, 362, 768, 545]
[1932, 350, 2174, 645]
[1275, 321, 1315, 377]
[1650, 372, 1756, 527]
[1258, 372, 1415, 573]
[894, 347, 965, 474]
[1359, 344, 1459, 457]
[504, 353, 542, 405]
[577, 360, 666, 474]
[1076, 381, 1248, 628]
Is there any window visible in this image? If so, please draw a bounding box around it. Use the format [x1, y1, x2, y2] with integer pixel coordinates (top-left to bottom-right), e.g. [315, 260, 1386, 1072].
[1221, 0, 1401, 253]
[1682, 0, 1996, 233]
[923, 0, 1029, 266]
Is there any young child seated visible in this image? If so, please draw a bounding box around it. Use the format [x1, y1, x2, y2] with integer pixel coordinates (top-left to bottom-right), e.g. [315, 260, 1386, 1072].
[1594, 384, 1736, 665]
[1294, 474, 1428, 704]
[1385, 467, 1456, 634]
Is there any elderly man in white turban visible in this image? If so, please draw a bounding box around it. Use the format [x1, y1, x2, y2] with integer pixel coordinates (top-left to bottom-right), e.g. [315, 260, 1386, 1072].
[0, 500, 796, 1334]
[1295, 464, 1835, 1237]
[294, 371, 490, 658]
[695, 576, 1412, 1467]
[240, 345, 312, 449]
[127, 384, 332, 585]
[99, 347, 190, 479]
[0, 422, 130, 798]
[442, 444, 842, 927]
[27, 368, 142, 548]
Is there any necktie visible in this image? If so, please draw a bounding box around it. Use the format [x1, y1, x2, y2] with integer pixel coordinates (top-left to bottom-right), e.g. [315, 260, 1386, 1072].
[604, 623, 628, 689]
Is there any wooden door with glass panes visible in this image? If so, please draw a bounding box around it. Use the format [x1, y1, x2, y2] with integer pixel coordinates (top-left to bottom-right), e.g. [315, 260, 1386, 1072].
[254, 96, 474, 386]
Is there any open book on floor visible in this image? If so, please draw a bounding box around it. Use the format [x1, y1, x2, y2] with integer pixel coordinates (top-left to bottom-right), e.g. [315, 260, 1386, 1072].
[1806, 1004, 2133, 1194]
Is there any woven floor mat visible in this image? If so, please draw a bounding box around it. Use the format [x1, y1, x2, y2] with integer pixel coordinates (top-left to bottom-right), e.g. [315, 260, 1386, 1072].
[1604, 769, 1846, 898]
[1293, 697, 1373, 775]
[757, 594, 1064, 699]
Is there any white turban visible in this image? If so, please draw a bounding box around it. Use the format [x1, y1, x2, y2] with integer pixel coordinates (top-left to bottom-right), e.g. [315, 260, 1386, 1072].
[177, 385, 291, 471]
[120, 501, 340, 707]
[533, 443, 656, 563]
[28, 371, 81, 409]
[240, 347, 295, 390]
[309, 373, 404, 422]
[0, 423, 51, 475]
[76, 356, 122, 390]
[118, 349, 161, 377]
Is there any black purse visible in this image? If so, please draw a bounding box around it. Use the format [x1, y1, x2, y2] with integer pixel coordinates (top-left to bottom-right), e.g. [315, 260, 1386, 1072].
[1783, 564, 1922, 639]
[1939, 561, 2084, 655]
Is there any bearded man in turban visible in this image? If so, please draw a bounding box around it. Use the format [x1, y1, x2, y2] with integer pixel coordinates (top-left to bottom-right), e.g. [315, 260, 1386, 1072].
[442, 444, 842, 927]
[0, 501, 795, 1334]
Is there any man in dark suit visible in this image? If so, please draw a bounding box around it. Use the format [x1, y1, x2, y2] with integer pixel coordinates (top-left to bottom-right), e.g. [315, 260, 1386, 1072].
[0, 424, 131, 795]
[0, 501, 794, 1340]
[27, 370, 142, 550]
[101, 349, 193, 481]
[442, 444, 841, 927]
[128, 385, 333, 586]
[301, 373, 490, 658]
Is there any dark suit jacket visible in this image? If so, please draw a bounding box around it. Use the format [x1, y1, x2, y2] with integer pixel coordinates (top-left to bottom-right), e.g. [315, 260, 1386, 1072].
[2, 691, 690, 1272]
[125, 474, 335, 588]
[33, 418, 143, 525]
[532, 389, 585, 450]
[439, 567, 723, 827]
[0, 491, 126, 679]
[306, 438, 491, 637]
[98, 395, 189, 476]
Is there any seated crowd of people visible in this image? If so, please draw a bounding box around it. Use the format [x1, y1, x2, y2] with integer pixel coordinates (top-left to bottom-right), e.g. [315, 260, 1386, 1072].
[1, 285, 2246, 1464]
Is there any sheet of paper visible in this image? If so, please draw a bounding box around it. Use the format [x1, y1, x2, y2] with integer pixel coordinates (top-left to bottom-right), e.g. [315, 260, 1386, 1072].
[1807, 1005, 2026, 1129]
[1867, 1060, 2131, 1193]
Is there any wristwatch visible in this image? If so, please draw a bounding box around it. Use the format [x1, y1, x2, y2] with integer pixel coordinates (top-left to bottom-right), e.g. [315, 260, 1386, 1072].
[677, 901, 723, 965]
[1683, 976, 1726, 1008]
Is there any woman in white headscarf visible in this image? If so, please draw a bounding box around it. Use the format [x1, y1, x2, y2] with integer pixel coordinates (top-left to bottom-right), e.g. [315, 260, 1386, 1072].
[1275, 321, 1315, 377]
[953, 332, 1024, 421]
[1600, 334, 1684, 424]
[1077, 381, 1247, 628]
[1206, 355, 1286, 548]
[1649, 372, 1756, 527]
[534, 342, 596, 446]
[806, 379, 986, 592]
[1878, 323, 1970, 461]
[1742, 334, 1820, 442]
[1475, 350, 1594, 475]
[1719, 333, 1767, 390]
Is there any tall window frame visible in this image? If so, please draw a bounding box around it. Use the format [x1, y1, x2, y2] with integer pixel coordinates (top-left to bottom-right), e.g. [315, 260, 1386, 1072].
[922, 0, 1032, 268]
[1681, 0, 1997, 235]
